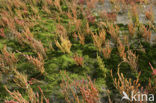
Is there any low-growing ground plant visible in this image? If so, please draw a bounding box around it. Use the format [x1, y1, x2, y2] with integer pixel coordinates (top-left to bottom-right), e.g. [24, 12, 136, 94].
[0, 0, 155, 102]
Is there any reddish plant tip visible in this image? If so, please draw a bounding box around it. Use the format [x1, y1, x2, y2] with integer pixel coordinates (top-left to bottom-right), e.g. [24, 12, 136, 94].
[107, 12, 117, 21]
[0, 28, 5, 38]
[73, 54, 84, 66]
[153, 69, 156, 76]
[87, 16, 96, 23]
[79, 0, 85, 4]
[149, 62, 156, 76]
[5, 100, 18, 103]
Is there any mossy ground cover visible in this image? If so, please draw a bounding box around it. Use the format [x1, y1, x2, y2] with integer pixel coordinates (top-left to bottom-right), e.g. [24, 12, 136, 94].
[0, 0, 156, 103]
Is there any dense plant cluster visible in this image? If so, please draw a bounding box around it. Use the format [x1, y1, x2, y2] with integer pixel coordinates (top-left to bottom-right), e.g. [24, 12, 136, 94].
[0, 0, 156, 103]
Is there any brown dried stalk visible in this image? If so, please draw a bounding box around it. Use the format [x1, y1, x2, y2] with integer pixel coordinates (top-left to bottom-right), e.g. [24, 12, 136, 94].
[5, 100, 19, 103]
[0, 46, 17, 72]
[68, 18, 82, 31]
[87, 15, 96, 24]
[67, 5, 81, 31]
[75, 19, 82, 31]
[92, 30, 106, 52]
[100, 11, 117, 21]
[79, 78, 99, 103]
[147, 63, 156, 93]
[5, 80, 49, 103]
[78, 33, 85, 45]
[99, 29, 106, 43]
[56, 24, 67, 38]
[111, 68, 141, 102]
[102, 41, 112, 59]
[11, 0, 27, 10]
[128, 22, 135, 37]
[106, 12, 117, 21]
[67, 11, 73, 20]
[86, 22, 91, 34]
[20, 52, 45, 74]
[86, 0, 98, 9]
[55, 36, 72, 54]
[117, 38, 126, 58]
[0, 28, 5, 38]
[124, 50, 138, 72]
[108, 24, 119, 40]
[73, 32, 78, 40]
[0, 11, 16, 31]
[4, 66, 49, 103]
[29, 38, 47, 58]
[42, 6, 51, 15]
[53, 0, 62, 12]
[140, 24, 151, 42]
[14, 17, 25, 27]
[149, 63, 156, 76]
[45, 0, 53, 5]
[13, 69, 29, 89]
[5, 86, 29, 103]
[0, 11, 46, 57]
[92, 33, 103, 51]
[60, 72, 100, 103]
[79, 0, 85, 4]
[73, 54, 84, 66]
[145, 6, 154, 23]
[22, 27, 47, 57]
[71, 1, 78, 19]
[146, 78, 156, 94]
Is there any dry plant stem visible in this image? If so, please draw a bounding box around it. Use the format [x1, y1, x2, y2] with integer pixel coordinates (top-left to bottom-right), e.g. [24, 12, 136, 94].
[146, 63, 156, 93]
[0, 46, 17, 72]
[5, 86, 29, 103]
[56, 24, 67, 38]
[78, 33, 85, 45]
[108, 24, 119, 40]
[5, 81, 49, 103]
[92, 30, 106, 52]
[21, 52, 45, 74]
[0, 12, 46, 57]
[53, 0, 62, 13]
[149, 63, 156, 76]
[145, 6, 154, 23]
[128, 23, 136, 37]
[4, 66, 48, 103]
[146, 78, 156, 94]
[0, 1, 46, 58]
[102, 41, 112, 59]
[86, 22, 91, 34]
[140, 24, 151, 42]
[6, 70, 36, 103]
[86, 0, 98, 9]
[92, 33, 103, 51]
[60, 72, 100, 103]
[120, 49, 138, 72]
[22, 27, 47, 57]
[73, 54, 84, 66]
[111, 67, 142, 102]
[0, 28, 6, 37]
[117, 38, 126, 58]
